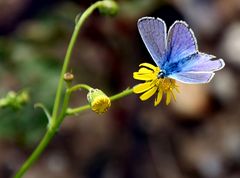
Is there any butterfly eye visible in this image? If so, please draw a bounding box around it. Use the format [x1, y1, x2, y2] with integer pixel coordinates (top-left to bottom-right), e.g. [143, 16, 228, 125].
[158, 71, 166, 79]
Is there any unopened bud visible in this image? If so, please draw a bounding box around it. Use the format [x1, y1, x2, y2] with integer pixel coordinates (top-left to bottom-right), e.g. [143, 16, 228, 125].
[0, 90, 29, 109]
[64, 72, 74, 82]
[98, 0, 118, 16]
[87, 88, 111, 114]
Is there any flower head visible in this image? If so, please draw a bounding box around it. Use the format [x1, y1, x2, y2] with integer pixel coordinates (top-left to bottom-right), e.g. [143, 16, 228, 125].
[87, 89, 111, 114]
[133, 63, 179, 106]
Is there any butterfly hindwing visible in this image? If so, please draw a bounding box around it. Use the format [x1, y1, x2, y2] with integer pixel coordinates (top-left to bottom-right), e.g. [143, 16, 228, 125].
[138, 17, 167, 66]
[170, 72, 215, 84]
[167, 52, 225, 83]
[180, 53, 225, 72]
[166, 53, 225, 73]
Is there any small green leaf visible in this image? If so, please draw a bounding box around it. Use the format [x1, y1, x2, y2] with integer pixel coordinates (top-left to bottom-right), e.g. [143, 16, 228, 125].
[34, 103, 51, 125]
[75, 12, 82, 25]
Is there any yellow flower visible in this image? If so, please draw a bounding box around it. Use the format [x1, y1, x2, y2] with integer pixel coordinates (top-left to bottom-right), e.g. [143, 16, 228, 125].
[133, 63, 179, 106]
[87, 89, 111, 114]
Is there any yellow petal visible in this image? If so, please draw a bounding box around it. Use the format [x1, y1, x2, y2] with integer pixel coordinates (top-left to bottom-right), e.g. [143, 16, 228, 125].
[138, 67, 153, 74]
[166, 91, 171, 105]
[154, 89, 163, 106]
[133, 82, 153, 94]
[140, 87, 157, 101]
[139, 63, 157, 70]
[171, 90, 177, 101]
[175, 87, 180, 93]
[133, 72, 155, 81]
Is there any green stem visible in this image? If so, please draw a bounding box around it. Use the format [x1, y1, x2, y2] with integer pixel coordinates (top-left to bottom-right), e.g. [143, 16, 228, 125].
[67, 87, 133, 115]
[55, 89, 72, 127]
[51, 1, 102, 125]
[13, 129, 55, 178]
[14, 90, 71, 178]
[110, 87, 133, 102]
[13, 2, 103, 178]
[13, 87, 133, 178]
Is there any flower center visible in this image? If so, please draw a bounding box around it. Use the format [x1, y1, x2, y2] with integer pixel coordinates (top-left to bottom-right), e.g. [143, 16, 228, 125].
[161, 78, 176, 91]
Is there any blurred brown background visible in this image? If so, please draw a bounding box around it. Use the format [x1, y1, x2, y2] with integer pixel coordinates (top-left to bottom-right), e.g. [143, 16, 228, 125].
[0, 0, 240, 178]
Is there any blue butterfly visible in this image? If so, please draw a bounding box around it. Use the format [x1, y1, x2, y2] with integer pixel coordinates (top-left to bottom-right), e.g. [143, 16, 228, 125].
[138, 17, 225, 84]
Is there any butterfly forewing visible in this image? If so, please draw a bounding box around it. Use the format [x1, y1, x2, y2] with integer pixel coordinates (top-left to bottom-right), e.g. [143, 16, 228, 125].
[138, 17, 167, 66]
[166, 21, 197, 65]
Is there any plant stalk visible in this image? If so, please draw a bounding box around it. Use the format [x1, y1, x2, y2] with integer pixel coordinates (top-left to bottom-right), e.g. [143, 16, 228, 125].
[13, 2, 102, 178]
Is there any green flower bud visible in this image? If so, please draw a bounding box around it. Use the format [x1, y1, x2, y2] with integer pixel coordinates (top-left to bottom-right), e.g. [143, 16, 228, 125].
[17, 90, 29, 105]
[0, 90, 29, 109]
[87, 88, 111, 114]
[98, 0, 119, 16]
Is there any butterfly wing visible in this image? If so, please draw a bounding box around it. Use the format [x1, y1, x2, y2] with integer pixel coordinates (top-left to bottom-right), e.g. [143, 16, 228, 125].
[164, 21, 197, 68]
[169, 72, 215, 84]
[138, 17, 167, 67]
[165, 20, 224, 83]
[180, 53, 225, 72]
[168, 53, 225, 84]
